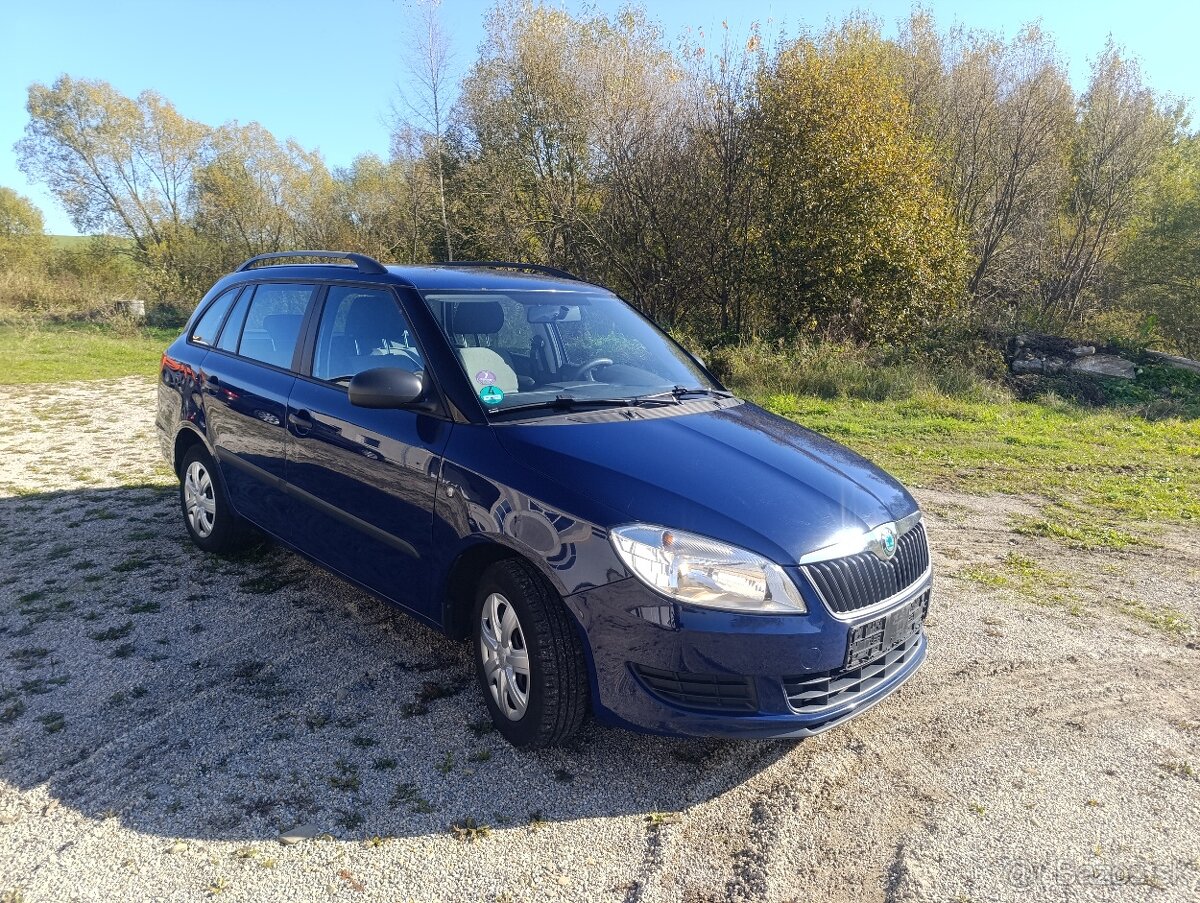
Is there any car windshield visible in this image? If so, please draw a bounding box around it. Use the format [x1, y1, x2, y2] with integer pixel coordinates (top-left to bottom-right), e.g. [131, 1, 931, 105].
[420, 288, 717, 413]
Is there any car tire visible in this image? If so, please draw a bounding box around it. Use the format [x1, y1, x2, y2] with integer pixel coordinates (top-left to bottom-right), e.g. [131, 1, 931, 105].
[473, 558, 589, 747]
[178, 445, 251, 555]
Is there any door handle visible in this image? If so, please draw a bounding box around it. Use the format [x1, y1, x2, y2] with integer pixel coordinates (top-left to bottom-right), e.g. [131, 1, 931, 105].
[288, 410, 314, 431]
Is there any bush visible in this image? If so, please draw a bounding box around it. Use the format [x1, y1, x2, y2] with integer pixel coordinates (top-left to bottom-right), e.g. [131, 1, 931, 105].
[709, 338, 1009, 404]
[0, 267, 109, 319]
[0, 235, 146, 325]
[145, 299, 190, 330]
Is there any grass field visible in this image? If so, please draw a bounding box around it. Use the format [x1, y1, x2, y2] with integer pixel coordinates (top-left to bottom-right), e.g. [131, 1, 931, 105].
[46, 234, 94, 250]
[46, 233, 138, 252]
[762, 391, 1200, 531]
[0, 322, 173, 384]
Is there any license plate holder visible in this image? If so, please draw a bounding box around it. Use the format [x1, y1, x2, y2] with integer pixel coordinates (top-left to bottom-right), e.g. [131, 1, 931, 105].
[844, 592, 928, 670]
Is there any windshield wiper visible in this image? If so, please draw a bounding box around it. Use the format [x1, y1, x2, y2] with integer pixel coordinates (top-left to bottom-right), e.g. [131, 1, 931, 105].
[639, 385, 736, 401]
[488, 394, 680, 416]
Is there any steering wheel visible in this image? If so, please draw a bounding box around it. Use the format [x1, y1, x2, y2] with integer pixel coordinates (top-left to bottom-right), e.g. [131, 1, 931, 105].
[563, 357, 613, 381]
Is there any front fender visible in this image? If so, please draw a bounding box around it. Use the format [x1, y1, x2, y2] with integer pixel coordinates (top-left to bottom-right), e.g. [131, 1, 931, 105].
[433, 456, 628, 601]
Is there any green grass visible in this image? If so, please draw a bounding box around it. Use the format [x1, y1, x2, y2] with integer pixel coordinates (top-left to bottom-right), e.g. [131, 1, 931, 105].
[1117, 599, 1192, 636]
[755, 391, 1200, 527]
[0, 322, 174, 384]
[1010, 510, 1149, 551]
[960, 550, 1192, 635]
[960, 553, 1072, 596]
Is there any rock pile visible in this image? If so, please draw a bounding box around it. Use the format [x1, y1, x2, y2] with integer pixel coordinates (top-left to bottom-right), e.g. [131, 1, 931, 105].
[1006, 334, 1137, 380]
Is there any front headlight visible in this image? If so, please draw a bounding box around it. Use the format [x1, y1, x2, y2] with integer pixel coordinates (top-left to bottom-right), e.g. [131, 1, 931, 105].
[610, 524, 806, 614]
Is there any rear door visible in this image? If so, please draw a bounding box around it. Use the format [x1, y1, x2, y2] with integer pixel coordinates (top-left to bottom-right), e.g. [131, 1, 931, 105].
[284, 283, 451, 617]
[199, 281, 316, 532]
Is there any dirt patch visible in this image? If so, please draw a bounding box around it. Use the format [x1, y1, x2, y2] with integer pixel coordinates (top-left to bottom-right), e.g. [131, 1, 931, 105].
[1, 379, 1198, 902]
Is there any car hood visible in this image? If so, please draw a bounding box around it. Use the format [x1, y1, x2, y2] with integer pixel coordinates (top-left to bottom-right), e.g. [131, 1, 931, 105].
[493, 400, 918, 566]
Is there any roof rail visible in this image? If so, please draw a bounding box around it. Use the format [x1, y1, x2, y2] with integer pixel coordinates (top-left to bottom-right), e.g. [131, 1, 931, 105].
[236, 251, 388, 275]
[443, 260, 580, 281]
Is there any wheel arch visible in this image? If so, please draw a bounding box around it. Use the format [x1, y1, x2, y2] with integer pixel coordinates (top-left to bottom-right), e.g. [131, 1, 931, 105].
[172, 425, 213, 477]
[440, 539, 568, 640]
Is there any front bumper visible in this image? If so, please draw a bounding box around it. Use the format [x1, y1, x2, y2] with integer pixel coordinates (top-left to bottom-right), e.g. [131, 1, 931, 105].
[563, 570, 931, 739]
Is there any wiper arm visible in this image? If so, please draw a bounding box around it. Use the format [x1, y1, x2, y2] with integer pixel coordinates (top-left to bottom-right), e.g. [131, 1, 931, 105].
[640, 385, 735, 401]
[488, 394, 680, 416]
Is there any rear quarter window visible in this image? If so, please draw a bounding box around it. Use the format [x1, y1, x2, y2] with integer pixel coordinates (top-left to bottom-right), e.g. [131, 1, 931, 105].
[189, 287, 240, 346]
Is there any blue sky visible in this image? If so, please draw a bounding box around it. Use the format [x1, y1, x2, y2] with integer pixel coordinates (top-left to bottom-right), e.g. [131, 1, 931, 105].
[3, 0, 1197, 235]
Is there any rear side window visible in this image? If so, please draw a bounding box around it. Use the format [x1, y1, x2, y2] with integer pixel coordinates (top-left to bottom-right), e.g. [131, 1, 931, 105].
[312, 286, 423, 382]
[190, 287, 240, 346]
[235, 283, 315, 369]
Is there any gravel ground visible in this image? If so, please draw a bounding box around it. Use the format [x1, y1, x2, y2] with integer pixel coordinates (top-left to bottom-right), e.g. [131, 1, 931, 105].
[1, 378, 1198, 903]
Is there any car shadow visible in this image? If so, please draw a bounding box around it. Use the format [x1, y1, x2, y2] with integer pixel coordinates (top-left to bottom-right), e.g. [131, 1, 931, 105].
[0, 485, 791, 842]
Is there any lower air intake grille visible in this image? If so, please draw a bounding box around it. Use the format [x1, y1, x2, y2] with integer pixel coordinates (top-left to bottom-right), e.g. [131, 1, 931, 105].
[632, 665, 757, 712]
[803, 522, 930, 615]
[782, 632, 923, 714]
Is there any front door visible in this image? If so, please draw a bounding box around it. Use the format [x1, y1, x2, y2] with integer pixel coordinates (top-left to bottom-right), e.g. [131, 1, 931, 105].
[284, 284, 450, 617]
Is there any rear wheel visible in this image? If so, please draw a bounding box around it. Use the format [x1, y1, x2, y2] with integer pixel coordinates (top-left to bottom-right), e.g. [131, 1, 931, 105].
[473, 559, 589, 747]
[178, 445, 251, 555]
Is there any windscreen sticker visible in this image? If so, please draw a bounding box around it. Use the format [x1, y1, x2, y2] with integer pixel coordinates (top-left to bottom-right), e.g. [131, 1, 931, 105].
[475, 369, 497, 385]
[479, 385, 505, 406]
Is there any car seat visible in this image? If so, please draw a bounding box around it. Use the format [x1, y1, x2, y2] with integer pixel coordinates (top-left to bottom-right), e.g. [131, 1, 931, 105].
[324, 298, 421, 377]
[449, 301, 519, 394]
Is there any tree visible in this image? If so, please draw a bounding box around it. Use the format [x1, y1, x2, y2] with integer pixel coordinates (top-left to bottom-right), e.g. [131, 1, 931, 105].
[328, 152, 427, 262]
[1116, 135, 1200, 356]
[1041, 42, 1180, 320]
[388, 126, 442, 261]
[0, 186, 47, 271]
[754, 22, 968, 342]
[900, 17, 1073, 309]
[192, 122, 335, 271]
[457, 1, 604, 268]
[394, 0, 456, 260]
[582, 22, 763, 334]
[457, 2, 683, 287]
[16, 75, 211, 264]
[192, 122, 299, 266]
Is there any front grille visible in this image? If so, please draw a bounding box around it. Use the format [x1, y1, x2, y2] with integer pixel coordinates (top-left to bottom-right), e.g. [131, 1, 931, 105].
[802, 522, 930, 615]
[782, 631, 923, 714]
[632, 665, 757, 712]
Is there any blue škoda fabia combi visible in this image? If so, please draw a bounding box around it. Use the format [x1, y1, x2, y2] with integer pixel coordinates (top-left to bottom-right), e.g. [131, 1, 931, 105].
[157, 252, 932, 747]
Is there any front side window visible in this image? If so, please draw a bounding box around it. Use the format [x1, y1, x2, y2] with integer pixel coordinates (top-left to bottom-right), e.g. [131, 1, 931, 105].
[236, 283, 315, 368]
[312, 286, 424, 382]
[420, 288, 714, 411]
[190, 287, 240, 346]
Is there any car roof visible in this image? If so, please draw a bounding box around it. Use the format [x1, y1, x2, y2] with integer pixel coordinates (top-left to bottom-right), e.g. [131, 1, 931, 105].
[223, 263, 604, 294]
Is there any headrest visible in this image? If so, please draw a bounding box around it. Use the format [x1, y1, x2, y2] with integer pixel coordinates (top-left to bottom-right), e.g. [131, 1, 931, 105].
[344, 299, 393, 335]
[451, 301, 504, 334]
[262, 313, 302, 336]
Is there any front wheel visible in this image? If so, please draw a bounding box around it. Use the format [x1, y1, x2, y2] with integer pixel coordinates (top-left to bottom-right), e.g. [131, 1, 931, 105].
[178, 445, 252, 555]
[473, 559, 589, 747]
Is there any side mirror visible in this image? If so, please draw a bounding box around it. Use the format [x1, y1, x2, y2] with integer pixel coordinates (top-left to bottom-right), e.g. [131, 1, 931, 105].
[348, 367, 424, 409]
